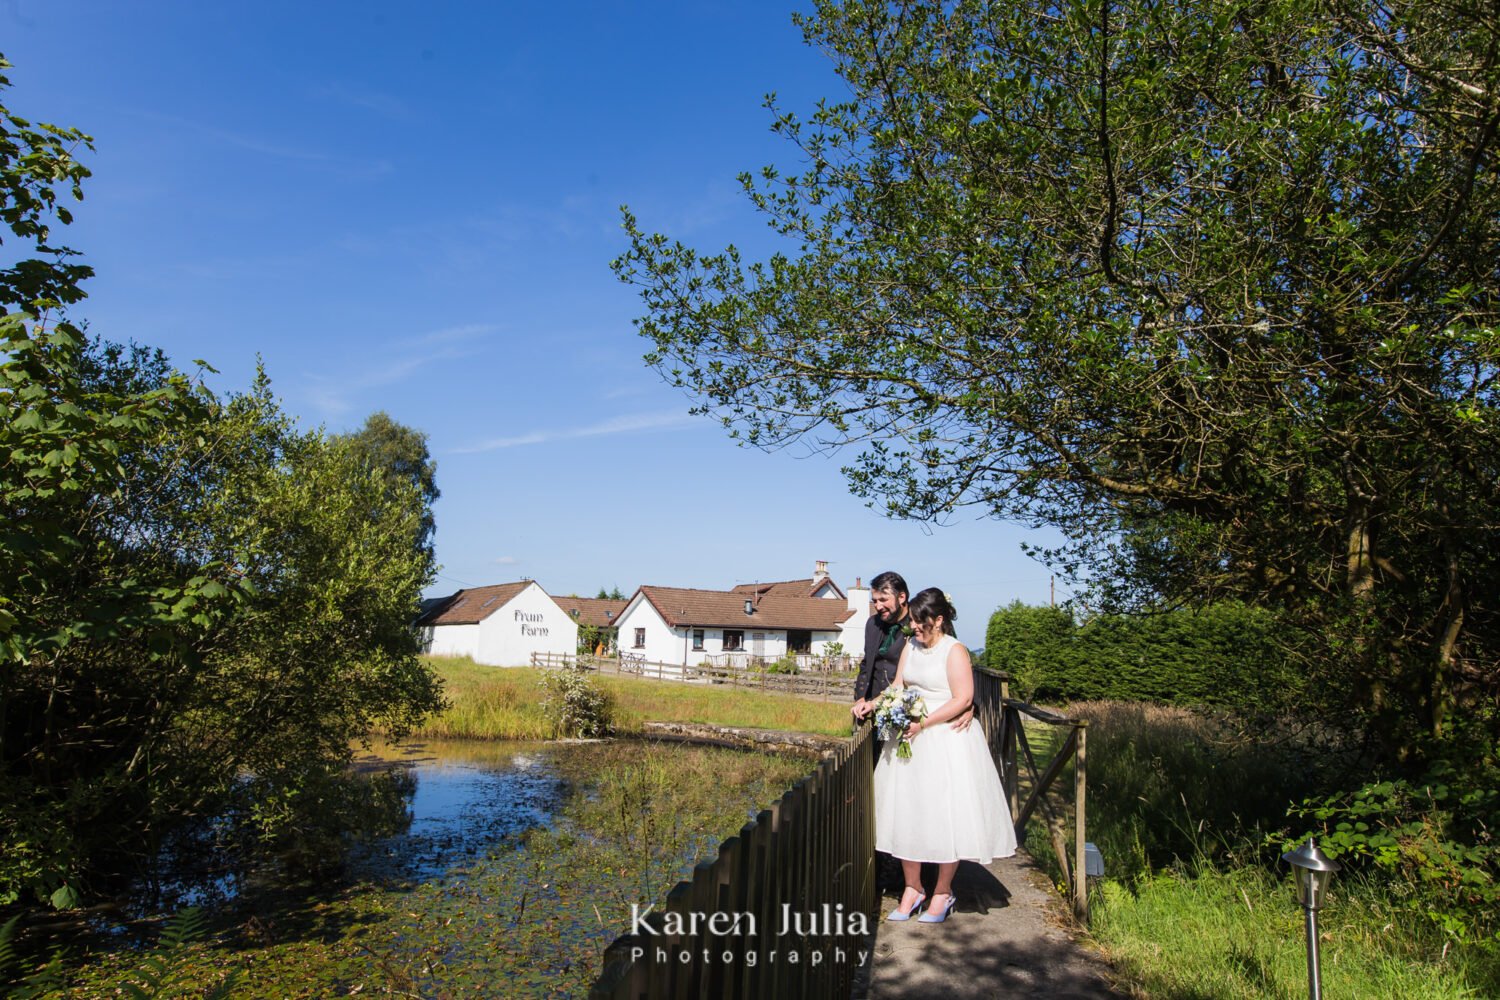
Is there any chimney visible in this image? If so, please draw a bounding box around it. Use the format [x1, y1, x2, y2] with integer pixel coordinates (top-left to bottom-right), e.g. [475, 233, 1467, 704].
[813, 559, 829, 582]
[847, 576, 871, 614]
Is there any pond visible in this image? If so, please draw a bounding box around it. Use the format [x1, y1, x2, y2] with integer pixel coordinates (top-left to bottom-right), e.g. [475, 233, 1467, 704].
[56, 738, 812, 999]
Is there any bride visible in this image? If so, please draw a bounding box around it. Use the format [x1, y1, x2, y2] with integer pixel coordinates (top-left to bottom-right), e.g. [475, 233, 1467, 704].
[872, 588, 1016, 923]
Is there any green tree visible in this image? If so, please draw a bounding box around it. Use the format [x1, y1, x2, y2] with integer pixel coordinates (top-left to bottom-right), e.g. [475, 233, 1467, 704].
[986, 601, 1302, 713]
[0, 58, 442, 907]
[596, 586, 626, 600]
[0, 55, 92, 313]
[615, 0, 1500, 740]
[337, 410, 440, 562]
[984, 601, 1075, 698]
[1, 324, 443, 904]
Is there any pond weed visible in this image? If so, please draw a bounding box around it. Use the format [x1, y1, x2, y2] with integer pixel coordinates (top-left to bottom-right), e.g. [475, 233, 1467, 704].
[45, 739, 811, 998]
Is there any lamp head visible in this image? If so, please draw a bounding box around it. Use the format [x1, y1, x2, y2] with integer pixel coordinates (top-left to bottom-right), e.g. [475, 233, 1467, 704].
[1282, 838, 1341, 910]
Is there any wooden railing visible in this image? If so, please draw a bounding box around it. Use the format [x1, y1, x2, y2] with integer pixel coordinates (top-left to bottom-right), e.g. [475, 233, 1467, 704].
[531, 652, 856, 701]
[973, 667, 1091, 922]
[589, 724, 877, 1000]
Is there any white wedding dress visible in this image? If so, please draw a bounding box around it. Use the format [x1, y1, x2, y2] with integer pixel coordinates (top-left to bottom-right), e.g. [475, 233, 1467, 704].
[873, 633, 1017, 863]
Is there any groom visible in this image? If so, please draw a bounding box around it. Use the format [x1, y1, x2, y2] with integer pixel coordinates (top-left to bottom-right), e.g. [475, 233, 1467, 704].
[851, 571, 912, 895]
[852, 570, 911, 721]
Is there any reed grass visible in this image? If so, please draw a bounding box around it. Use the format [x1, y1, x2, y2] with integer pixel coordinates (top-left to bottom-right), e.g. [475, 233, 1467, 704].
[406, 656, 853, 740]
[1017, 699, 1496, 997]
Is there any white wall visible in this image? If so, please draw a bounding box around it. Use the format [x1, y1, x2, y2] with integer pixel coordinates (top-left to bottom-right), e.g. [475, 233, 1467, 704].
[810, 630, 847, 655]
[426, 622, 480, 659]
[614, 598, 803, 665]
[614, 597, 683, 664]
[473, 583, 577, 666]
[839, 586, 872, 651]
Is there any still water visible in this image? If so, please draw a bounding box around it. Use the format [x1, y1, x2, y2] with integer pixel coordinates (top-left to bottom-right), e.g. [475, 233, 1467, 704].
[345, 740, 571, 882]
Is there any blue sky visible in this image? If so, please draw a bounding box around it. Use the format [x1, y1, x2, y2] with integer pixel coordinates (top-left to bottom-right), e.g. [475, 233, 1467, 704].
[6, 0, 1068, 641]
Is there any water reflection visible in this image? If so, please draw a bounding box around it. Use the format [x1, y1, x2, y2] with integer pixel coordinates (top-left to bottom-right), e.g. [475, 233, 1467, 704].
[345, 740, 568, 883]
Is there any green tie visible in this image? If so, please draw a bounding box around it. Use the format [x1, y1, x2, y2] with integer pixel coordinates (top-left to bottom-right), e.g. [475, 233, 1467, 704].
[877, 619, 903, 657]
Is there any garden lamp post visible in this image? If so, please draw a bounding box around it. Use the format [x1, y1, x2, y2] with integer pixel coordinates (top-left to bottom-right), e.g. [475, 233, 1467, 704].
[1282, 838, 1340, 1000]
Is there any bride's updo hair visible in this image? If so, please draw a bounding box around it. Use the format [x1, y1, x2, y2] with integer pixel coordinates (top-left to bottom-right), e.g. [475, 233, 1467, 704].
[908, 588, 957, 637]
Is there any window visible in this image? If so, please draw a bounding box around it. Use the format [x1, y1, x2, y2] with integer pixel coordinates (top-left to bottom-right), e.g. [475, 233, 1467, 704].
[787, 629, 812, 654]
[723, 629, 744, 651]
[692, 629, 705, 650]
[633, 627, 646, 649]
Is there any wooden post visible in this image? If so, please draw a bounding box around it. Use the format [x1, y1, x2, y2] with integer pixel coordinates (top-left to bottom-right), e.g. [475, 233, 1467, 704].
[1003, 707, 1020, 821]
[1048, 815, 1072, 898]
[1074, 721, 1089, 923]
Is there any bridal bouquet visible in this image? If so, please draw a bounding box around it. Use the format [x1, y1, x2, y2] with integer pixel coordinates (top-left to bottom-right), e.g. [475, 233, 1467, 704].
[873, 685, 928, 759]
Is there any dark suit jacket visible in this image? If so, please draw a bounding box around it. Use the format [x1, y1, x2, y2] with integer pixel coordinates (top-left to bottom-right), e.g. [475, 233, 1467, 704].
[853, 613, 908, 703]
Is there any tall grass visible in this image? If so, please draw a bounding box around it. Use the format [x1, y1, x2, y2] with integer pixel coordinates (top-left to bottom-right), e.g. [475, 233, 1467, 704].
[1020, 700, 1497, 997]
[1061, 701, 1330, 878]
[405, 656, 853, 740]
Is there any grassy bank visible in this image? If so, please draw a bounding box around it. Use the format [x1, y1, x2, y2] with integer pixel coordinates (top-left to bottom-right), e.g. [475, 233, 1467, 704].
[1093, 866, 1484, 999]
[1020, 701, 1497, 998]
[408, 656, 854, 740]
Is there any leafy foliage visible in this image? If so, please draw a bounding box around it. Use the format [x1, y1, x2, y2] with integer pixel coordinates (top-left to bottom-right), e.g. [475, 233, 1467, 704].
[0, 57, 443, 909]
[986, 601, 1302, 715]
[118, 907, 239, 1000]
[984, 602, 1075, 694]
[1, 320, 445, 906]
[0, 55, 92, 313]
[1291, 733, 1500, 945]
[614, 0, 1500, 741]
[539, 667, 614, 738]
[336, 410, 440, 563]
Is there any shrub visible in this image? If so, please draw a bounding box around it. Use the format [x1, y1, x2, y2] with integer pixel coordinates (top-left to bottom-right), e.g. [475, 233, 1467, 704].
[539, 667, 614, 738]
[986, 601, 1304, 716]
[766, 653, 801, 675]
[1291, 733, 1500, 947]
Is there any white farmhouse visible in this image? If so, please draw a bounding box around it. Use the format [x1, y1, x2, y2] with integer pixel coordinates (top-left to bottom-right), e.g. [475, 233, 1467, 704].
[614, 563, 871, 667]
[553, 595, 628, 654]
[417, 580, 577, 666]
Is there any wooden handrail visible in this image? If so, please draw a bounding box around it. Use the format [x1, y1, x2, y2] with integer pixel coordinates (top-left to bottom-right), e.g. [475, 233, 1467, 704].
[973, 666, 1091, 922]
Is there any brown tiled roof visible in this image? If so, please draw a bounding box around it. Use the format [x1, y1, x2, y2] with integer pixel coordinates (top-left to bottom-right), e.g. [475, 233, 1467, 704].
[730, 577, 846, 599]
[554, 596, 627, 628]
[418, 582, 531, 625]
[638, 585, 854, 631]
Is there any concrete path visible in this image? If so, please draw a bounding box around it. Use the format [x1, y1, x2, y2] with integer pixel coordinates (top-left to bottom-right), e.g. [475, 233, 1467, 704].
[860, 850, 1128, 999]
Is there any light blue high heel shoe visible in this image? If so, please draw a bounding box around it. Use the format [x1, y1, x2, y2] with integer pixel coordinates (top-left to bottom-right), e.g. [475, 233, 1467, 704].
[917, 893, 957, 923]
[886, 891, 926, 922]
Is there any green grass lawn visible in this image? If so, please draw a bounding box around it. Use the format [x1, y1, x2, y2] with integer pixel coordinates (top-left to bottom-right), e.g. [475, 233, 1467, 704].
[407, 656, 855, 740]
[1018, 700, 1498, 999]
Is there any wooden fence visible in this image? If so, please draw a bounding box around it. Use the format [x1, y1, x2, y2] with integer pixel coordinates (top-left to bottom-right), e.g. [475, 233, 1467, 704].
[589, 724, 877, 1000]
[973, 666, 1091, 921]
[531, 651, 857, 701]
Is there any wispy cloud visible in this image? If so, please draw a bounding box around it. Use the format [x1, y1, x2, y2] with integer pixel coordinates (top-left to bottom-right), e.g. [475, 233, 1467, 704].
[313, 81, 412, 120]
[301, 323, 496, 417]
[120, 108, 393, 179]
[454, 410, 697, 454]
[493, 555, 519, 566]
